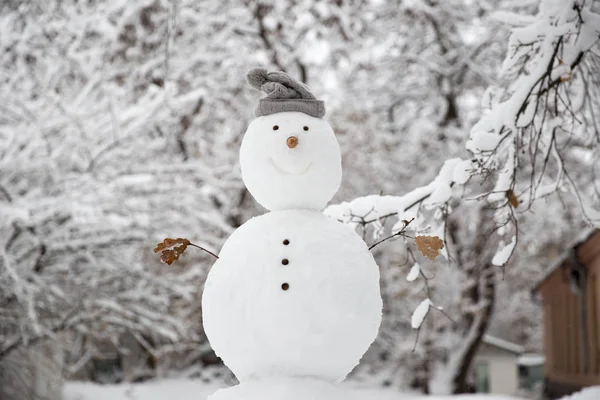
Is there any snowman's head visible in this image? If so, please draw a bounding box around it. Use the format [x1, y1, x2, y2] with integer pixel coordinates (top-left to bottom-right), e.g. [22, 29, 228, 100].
[240, 111, 342, 211]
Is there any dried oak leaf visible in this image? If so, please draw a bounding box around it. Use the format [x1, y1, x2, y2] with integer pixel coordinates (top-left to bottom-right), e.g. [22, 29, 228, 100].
[416, 235, 444, 260]
[154, 238, 190, 265]
[506, 189, 519, 208]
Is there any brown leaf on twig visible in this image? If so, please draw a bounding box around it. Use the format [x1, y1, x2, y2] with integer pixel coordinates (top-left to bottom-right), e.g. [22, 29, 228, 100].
[415, 235, 444, 260]
[154, 238, 190, 265]
[506, 189, 519, 208]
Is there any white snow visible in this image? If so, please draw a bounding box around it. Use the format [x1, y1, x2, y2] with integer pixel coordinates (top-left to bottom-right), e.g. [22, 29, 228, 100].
[326, 158, 463, 224]
[240, 112, 342, 211]
[210, 377, 376, 400]
[406, 263, 421, 282]
[64, 379, 526, 400]
[517, 354, 544, 366]
[491, 236, 516, 266]
[202, 209, 382, 383]
[557, 386, 600, 400]
[113, 173, 154, 186]
[64, 379, 223, 400]
[411, 298, 431, 329]
[452, 160, 473, 185]
[482, 335, 523, 354]
[423, 159, 461, 208]
[489, 11, 535, 26]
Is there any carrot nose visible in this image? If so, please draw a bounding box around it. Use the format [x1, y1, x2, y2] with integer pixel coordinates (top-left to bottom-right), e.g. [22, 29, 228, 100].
[287, 136, 299, 149]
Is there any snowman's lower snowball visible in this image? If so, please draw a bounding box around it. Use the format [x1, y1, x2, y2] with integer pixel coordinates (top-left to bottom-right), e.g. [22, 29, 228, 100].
[202, 210, 382, 383]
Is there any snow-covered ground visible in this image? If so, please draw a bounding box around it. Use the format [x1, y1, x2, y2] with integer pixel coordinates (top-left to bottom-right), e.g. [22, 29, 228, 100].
[558, 386, 600, 400]
[64, 379, 524, 400]
[64, 379, 223, 400]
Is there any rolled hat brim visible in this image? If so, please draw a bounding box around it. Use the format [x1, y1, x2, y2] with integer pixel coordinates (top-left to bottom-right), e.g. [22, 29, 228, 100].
[256, 98, 325, 118]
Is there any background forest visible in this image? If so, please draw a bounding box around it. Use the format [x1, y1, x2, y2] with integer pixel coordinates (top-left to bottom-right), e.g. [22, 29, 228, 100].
[1, 0, 599, 398]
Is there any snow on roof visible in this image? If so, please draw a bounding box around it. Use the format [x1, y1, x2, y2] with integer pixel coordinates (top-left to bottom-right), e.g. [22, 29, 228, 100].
[517, 354, 545, 366]
[482, 335, 524, 354]
[533, 228, 599, 291]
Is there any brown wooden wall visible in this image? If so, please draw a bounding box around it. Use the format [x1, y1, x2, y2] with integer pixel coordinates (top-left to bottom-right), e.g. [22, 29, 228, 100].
[538, 230, 600, 391]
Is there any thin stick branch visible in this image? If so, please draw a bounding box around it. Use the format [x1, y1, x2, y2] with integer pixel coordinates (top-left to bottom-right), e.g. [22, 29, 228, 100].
[368, 218, 415, 251]
[188, 243, 219, 259]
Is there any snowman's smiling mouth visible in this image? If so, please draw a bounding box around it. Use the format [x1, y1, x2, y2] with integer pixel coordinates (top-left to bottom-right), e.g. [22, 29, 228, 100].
[269, 157, 312, 176]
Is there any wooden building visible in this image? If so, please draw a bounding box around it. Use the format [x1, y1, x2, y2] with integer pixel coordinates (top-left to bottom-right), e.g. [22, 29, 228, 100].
[534, 229, 600, 399]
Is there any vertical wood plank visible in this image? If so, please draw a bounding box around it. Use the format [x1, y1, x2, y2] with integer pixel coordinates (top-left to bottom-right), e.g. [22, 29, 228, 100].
[570, 292, 577, 375]
[560, 293, 565, 373]
[587, 274, 597, 375]
[545, 300, 553, 376]
[574, 290, 581, 375]
[561, 292, 567, 373]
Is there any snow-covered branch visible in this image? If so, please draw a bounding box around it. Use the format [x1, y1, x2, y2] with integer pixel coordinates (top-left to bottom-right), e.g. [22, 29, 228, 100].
[468, 0, 600, 223]
[326, 158, 470, 247]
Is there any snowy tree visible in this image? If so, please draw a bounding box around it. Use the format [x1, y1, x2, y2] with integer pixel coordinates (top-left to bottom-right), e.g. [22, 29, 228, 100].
[0, 0, 390, 384]
[1, 0, 598, 394]
[327, 0, 600, 393]
[0, 0, 245, 383]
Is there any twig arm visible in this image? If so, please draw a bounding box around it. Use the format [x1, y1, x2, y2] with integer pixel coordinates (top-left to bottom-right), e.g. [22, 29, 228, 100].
[188, 243, 219, 259]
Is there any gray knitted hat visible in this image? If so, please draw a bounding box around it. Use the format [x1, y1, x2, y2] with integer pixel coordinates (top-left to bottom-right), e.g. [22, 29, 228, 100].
[247, 68, 325, 118]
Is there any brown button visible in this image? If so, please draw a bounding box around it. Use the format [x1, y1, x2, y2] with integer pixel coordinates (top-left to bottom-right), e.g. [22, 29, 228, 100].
[287, 136, 298, 149]
[282, 259, 289, 265]
[283, 239, 290, 245]
[281, 283, 290, 291]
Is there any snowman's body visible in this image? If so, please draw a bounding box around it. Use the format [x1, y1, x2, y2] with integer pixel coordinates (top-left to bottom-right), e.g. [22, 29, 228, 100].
[202, 70, 382, 399]
[202, 210, 381, 383]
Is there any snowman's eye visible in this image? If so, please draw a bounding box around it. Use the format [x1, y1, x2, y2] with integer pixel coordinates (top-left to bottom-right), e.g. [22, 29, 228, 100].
[273, 125, 279, 131]
[303, 126, 309, 131]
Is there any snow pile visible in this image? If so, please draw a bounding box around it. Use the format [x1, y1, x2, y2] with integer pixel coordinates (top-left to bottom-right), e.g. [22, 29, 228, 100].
[558, 387, 600, 400]
[210, 378, 523, 400]
[64, 379, 224, 400]
[64, 379, 525, 400]
[210, 378, 367, 400]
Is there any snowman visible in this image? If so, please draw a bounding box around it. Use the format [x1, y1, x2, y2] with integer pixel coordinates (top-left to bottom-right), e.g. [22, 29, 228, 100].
[202, 68, 382, 399]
